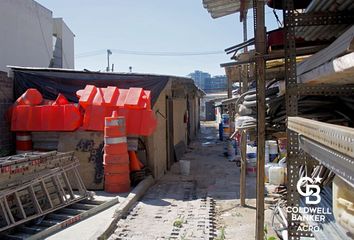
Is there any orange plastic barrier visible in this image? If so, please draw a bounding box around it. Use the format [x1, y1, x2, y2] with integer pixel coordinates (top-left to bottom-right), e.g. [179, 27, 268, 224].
[104, 112, 130, 193]
[77, 85, 156, 135]
[15, 89, 42, 106]
[52, 93, 69, 105]
[11, 90, 81, 131]
[11, 104, 81, 131]
[10, 86, 157, 136]
[15, 132, 32, 154]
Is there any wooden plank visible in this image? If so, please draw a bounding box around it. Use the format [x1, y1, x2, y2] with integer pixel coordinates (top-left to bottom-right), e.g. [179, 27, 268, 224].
[253, 0, 266, 239]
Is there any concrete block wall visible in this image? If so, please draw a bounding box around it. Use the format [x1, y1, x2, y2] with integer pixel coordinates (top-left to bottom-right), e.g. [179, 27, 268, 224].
[0, 71, 13, 156]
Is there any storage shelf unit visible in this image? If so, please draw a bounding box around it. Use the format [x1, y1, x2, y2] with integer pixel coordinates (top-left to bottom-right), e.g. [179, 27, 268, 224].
[283, 1, 354, 239]
[288, 117, 354, 186]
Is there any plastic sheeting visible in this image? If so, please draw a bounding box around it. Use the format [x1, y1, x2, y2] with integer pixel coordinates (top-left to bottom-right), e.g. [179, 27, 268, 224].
[13, 68, 170, 106]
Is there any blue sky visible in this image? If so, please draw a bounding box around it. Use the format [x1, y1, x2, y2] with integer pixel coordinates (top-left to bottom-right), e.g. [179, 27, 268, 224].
[36, 0, 280, 76]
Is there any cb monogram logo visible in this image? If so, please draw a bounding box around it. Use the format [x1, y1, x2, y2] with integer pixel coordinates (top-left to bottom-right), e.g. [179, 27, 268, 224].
[296, 176, 321, 205]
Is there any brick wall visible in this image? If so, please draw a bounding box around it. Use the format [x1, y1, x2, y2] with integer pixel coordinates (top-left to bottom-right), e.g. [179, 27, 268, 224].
[0, 71, 13, 156]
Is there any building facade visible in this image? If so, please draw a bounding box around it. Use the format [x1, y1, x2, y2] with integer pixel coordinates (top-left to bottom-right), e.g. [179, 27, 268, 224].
[188, 70, 211, 90]
[0, 0, 74, 73]
[204, 75, 227, 93]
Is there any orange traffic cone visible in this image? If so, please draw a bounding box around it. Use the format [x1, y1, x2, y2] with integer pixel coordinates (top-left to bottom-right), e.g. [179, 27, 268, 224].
[129, 151, 142, 172]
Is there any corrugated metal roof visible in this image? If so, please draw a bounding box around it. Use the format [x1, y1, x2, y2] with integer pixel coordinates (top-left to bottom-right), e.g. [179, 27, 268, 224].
[296, 0, 354, 41]
[203, 0, 253, 19]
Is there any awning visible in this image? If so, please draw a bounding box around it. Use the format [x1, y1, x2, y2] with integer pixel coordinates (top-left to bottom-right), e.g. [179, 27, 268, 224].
[202, 0, 252, 20]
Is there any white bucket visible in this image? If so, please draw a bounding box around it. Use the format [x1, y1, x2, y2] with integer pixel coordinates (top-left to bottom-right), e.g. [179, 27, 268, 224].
[227, 141, 236, 161]
[267, 140, 278, 154]
[246, 144, 257, 159]
[267, 140, 278, 162]
[265, 163, 277, 182]
[265, 144, 269, 163]
[269, 165, 285, 185]
[180, 160, 190, 176]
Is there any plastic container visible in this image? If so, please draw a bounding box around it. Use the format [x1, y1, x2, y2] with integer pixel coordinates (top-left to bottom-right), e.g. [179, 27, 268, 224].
[246, 144, 257, 159]
[247, 158, 257, 176]
[267, 140, 278, 162]
[219, 122, 223, 141]
[265, 163, 277, 182]
[269, 165, 285, 185]
[333, 176, 354, 235]
[227, 140, 236, 161]
[180, 160, 190, 176]
[221, 114, 230, 128]
[265, 144, 270, 163]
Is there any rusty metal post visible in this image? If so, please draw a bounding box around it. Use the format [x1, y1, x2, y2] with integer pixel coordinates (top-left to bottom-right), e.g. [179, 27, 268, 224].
[240, 129, 247, 206]
[253, 0, 266, 239]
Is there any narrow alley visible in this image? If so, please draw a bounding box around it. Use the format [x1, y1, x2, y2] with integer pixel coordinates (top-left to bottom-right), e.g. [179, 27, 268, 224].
[1, 1, 354, 240]
[109, 122, 275, 240]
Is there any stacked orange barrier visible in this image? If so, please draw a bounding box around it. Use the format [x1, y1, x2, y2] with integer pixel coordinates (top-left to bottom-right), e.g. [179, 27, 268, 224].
[10, 86, 157, 136]
[104, 111, 130, 193]
[76, 85, 157, 135]
[15, 89, 43, 106]
[11, 91, 81, 131]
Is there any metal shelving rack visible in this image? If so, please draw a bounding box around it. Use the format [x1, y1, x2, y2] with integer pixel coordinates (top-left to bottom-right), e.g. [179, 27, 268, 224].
[283, 1, 354, 239]
[288, 117, 354, 186]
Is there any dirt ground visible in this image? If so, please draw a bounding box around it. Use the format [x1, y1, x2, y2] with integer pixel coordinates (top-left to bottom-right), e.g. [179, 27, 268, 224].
[109, 121, 278, 240]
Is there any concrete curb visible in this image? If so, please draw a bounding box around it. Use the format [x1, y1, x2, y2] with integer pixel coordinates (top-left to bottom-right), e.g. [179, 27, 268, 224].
[97, 175, 155, 240]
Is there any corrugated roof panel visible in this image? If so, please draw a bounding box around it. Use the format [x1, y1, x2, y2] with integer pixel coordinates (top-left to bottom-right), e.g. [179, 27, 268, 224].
[296, 0, 354, 41]
[203, 0, 253, 19]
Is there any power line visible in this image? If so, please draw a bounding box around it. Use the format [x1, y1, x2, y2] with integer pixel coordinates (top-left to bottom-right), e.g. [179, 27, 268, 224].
[76, 49, 225, 58]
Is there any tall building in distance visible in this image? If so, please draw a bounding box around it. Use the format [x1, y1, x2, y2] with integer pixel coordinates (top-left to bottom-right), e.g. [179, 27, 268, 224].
[204, 75, 227, 93]
[187, 70, 211, 90]
[188, 71, 227, 93]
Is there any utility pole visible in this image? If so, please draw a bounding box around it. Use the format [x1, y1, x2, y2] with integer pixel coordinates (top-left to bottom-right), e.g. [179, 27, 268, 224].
[106, 49, 112, 72]
[129, 66, 132, 72]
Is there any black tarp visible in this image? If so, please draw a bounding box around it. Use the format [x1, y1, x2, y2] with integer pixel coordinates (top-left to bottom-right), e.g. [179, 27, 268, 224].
[13, 69, 170, 106]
